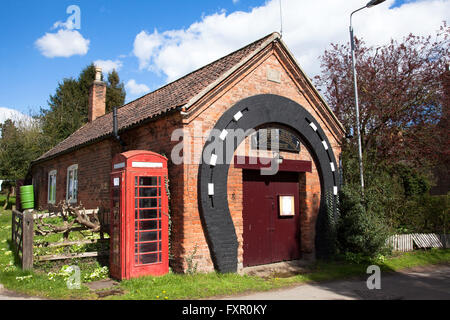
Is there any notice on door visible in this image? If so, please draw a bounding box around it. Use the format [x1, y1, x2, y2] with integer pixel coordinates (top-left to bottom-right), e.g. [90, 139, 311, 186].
[279, 195, 295, 216]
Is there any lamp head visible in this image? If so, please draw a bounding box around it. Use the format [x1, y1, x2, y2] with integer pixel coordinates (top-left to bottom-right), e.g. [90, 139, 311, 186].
[366, 0, 386, 8]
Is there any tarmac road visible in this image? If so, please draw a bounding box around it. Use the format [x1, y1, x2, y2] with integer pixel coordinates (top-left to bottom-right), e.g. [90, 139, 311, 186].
[222, 264, 450, 300]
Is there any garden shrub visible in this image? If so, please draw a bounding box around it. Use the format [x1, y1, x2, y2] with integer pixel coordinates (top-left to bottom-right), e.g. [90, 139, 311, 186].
[337, 185, 390, 259]
[398, 193, 449, 234]
[340, 145, 447, 237]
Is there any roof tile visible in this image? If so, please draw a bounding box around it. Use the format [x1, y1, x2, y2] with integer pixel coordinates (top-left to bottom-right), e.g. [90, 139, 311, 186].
[35, 33, 276, 162]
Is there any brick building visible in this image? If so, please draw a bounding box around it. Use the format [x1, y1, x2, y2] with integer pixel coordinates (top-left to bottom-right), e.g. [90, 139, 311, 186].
[31, 33, 345, 273]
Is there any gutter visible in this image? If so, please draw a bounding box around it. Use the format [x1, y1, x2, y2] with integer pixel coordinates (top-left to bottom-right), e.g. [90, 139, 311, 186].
[30, 107, 181, 167]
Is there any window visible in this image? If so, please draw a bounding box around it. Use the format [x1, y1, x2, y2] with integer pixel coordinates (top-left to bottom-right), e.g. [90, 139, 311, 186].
[251, 127, 301, 153]
[48, 170, 57, 204]
[134, 176, 162, 265]
[66, 164, 78, 203]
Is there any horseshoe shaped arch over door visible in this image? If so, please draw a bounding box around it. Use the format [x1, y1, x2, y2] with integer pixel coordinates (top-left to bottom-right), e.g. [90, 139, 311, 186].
[198, 94, 340, 273]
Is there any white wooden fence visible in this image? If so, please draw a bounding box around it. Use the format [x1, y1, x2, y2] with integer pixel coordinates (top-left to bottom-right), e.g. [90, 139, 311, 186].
[387, 234, 449, 252]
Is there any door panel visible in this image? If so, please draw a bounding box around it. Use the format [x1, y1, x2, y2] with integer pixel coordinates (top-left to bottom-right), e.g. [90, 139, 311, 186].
[243, 170, 300, 267]
[242, 170, 273, 266]
[270, 173, 300, 262]
[126, 173, 167, 278]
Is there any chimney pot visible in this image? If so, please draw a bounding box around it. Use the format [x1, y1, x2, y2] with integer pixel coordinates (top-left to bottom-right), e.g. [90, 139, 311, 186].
[95, 67, 102, 81]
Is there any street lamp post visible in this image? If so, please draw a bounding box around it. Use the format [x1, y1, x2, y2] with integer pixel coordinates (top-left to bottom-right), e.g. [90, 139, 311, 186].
[349, 0, 385, 193]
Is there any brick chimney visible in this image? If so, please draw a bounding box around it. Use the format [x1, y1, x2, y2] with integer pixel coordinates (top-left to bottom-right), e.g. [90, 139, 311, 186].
[88, 67, 106, 122]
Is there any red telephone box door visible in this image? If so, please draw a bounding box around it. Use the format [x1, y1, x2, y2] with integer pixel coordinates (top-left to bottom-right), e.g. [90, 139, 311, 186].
[110, 151, 169, 280]
[127, 174, 169, 278]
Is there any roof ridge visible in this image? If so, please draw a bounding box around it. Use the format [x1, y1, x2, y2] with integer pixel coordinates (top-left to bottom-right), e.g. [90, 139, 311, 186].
[32, 32, 281, 163]
[114, 32, 278, 112]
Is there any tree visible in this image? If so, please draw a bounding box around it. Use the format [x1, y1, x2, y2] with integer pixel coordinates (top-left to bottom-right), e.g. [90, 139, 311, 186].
[337, 184, 390, 258]
[40, 64, 126, 147]
[0, 119, 45, 209]
[0, 120, 28, 181]
[316, 24, 450, 242]
[0, 64, 126, 200]
[40, 78, 86, 146]
[106, 70, 126, 114]
[315, 23, 449, 169]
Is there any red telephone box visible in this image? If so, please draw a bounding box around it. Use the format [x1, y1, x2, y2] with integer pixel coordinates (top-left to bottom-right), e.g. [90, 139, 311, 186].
[110, 150, 169, 280]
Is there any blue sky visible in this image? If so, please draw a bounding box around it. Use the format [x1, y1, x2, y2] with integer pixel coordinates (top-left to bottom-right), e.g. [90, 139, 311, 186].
[0, 0, 448, 120]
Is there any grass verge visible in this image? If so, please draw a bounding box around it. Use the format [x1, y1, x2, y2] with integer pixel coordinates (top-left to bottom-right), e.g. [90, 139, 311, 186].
[0, 194, 15, 210]
[0, 208, 99, 299]
[1, 207, 449, 300]
[109, 249, 450, 300]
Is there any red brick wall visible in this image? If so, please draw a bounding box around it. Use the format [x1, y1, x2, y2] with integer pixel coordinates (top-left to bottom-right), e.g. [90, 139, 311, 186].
[119, 113, 186, 271]
[181, 49, 342, 272]
[32, 46, 342, 274]
[31, 111, 187, 269]
[32, 139, 114, 211]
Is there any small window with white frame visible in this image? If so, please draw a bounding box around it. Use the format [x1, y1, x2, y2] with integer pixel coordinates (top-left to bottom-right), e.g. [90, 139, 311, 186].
[48, 170, 57, 204]
[66, 164, 78, 204]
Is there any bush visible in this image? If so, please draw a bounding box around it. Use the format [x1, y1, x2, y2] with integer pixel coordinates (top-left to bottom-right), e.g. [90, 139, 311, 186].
[398, 193, 449, 234]
[337, 185, 390, 259]
[340, 145, 447, 235]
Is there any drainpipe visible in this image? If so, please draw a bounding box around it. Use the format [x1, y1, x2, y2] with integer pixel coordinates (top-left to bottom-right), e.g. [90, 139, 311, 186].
[113, 106, 127, 147]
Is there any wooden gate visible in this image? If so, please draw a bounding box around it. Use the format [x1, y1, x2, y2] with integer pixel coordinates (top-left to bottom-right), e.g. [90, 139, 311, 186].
[11, 209, 34, 270]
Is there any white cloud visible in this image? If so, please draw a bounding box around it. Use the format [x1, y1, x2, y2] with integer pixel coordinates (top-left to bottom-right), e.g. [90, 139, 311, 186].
[0, 107, 33, 125]
[52, 19, 76, 31]
[36, 8, 89, 59]
[125, 79, 150, 96]
[94, 59, 123, 74]
[133, 30, 163, 70]
[132, 0, 449, 82]
[35, 29, 90, 58]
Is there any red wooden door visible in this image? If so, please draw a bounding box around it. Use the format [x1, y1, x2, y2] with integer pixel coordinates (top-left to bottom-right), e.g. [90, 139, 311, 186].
[243, 170, 300, 267]
[270, 174, 301, 262]
[242, 171, 273, 266]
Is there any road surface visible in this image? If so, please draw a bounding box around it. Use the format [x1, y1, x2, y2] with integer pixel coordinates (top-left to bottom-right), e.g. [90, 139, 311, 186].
[222, 264, 450, 300]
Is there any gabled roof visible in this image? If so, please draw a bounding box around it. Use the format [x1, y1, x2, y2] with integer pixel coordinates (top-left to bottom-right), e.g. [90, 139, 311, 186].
[34, 33, 276, 163]
[34, 32, 344, 164]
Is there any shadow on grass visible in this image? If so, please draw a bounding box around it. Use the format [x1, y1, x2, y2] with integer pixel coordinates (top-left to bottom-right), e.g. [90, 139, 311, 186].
[7, 239, 23, 268]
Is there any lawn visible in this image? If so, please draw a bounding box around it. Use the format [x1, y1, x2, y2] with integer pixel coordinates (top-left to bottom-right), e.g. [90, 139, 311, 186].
[0, 194, 15, 210]
[110, 249, 450, 300]
[0, 206, 103, 299]
[0, 207, 449, 300]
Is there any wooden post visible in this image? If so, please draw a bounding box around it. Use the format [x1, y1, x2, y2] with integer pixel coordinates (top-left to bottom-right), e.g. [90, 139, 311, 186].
[15, 180, 24, 212]
[21, 210, 34, 270]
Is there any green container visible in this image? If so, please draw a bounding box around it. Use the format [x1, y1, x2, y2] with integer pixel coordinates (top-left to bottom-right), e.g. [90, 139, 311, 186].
[20, 185, 34, 210]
